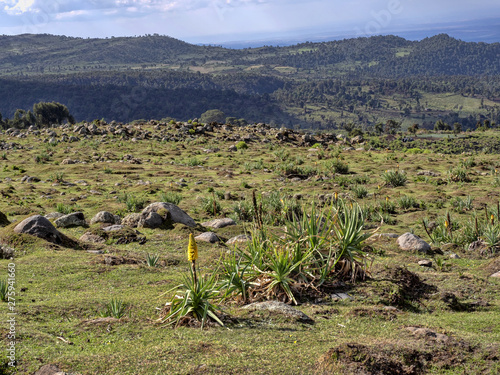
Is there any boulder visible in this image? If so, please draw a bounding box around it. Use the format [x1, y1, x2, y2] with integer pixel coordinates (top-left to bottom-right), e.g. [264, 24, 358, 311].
[195, 232, 220, 243]
[142, 202, 195, 227]
[55, 212, 86, 228]
[201, 218, 236, 229]
[90, 211, 117, 225]
[45, 212, 65, 220]
[122, 213, 141, 228]
[13, 215, 63, 244]
[79, 233, 106, 244]
[139, 212, 163, 229]
[397, 233, 430, 253]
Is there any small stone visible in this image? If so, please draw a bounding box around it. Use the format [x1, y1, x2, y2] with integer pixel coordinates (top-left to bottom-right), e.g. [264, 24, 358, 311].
[491, 271, 500, 278]
[195, 232, 220, 243]
[418, 259, 433, 267]
[449, 253, 460, 259]
[55, 212, 86, 228]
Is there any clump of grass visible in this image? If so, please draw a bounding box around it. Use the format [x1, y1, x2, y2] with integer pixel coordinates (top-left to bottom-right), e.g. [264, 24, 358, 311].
[101, 298, 128, 319]
[119, 193, 147, 212]
[398, 195, 417, 210]
[325, 159, 349, 174]
[186, 157, 203, 167]
[49, 172, 65, 183]
[381, 170, 407, 187]
[157, 191, 182, 205]
[236, 141, 248, 150]
[103, 167, 113, 174]
[448, 166, 469, 183]
[452, 196, 474, 212]
[35, 152, 50, 164]
[351, 185, 368, 199]
[56, 202, 74, 214]
[200, 195, 222, 216]
[0, 279, 8, 302]
[145, 253, 160, 267]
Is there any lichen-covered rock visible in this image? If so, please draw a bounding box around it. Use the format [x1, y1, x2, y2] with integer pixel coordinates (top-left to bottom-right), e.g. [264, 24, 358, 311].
[397, 233, 430, 253]
[0, 244, 14, 259]
[55, 212, 86, 228]
[79, 232, 106, 244]
[195, 232, 220, 243]
[14, 215, 63, 244]
[142, 202, 195, 227]
[201, 218, 236, 229]
[121, 213, 141, 228]
[226, 234, 251, 245]
[90, 211, 117, 225]
[139, 212, 163, 229]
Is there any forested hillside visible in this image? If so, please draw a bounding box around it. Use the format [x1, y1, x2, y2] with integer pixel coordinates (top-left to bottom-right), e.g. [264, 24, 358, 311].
[0, 33, 499, 128]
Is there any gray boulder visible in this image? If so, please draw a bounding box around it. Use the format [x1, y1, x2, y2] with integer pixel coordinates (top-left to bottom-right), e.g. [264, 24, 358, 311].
[142, 202, 195, 227]
[195, 232, 220, 243]
[243, 301, 313, 323]
[122, 213, 141, 228]
[79, 232, 106, 244]
[45, 212, 65, 220]
[14, 215, 63, 244]
[139, 212, 163, 229]
[90, 211, 117, 225]
[55, 212, 86, 228]
[201, 218, 236, 229]
[397, 233, 430, 253]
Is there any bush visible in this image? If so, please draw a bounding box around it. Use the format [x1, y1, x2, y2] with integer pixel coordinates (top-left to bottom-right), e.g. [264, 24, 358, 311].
[381, 170, 407, 187]
[236, 141, 248, 150]
[157, 191, 182, 205]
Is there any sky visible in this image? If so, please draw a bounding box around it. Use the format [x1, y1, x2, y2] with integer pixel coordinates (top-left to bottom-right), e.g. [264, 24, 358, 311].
[0, 0, 499, 46]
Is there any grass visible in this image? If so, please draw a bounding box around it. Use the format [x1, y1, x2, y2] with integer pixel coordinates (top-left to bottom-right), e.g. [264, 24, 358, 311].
[0, 123, 499, 374]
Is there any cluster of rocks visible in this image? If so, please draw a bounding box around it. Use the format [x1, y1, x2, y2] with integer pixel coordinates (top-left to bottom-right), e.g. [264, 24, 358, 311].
[1, 120, 365, 149]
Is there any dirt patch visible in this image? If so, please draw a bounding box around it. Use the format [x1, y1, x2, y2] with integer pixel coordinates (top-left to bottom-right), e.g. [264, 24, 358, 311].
[387, 267, 437, 310]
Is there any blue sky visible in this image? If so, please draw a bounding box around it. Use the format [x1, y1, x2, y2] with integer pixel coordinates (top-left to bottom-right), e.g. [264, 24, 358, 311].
[0, 0, 499, 45]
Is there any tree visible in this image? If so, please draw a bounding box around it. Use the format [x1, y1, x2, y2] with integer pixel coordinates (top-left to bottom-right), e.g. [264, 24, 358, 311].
[453, 122, 462, 134]
[384, 119, 401, 134]
[408, 123, 419, 135]
[200, 109, 225, 124]
[33, 102, 75, 126]
[434, 120, 450, 131]
[374, 122, 384, 135]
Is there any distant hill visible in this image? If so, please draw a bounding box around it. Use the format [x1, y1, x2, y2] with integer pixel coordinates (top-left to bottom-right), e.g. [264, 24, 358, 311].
[0, 33, 499, 128]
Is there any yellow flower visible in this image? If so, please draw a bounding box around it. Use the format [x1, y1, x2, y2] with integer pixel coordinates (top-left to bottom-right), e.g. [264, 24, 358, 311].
[188, 233, 198, 262]
[444, 221, 449, 228]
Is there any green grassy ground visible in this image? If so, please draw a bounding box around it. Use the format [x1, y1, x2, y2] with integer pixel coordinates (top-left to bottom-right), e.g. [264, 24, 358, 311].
[0, 124, 499, 374]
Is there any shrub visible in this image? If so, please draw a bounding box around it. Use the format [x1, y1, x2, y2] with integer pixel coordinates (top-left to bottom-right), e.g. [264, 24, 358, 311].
[157, 191, 182, 205]
[0, 279, 7, 302]
[326, 159, 349, 174]
[119, 193, 147, 212]
[381, 170, 407, 187]
[145, 253, 160, 267]
[236, 141, 248, 150]
[351, 185, 368, 199]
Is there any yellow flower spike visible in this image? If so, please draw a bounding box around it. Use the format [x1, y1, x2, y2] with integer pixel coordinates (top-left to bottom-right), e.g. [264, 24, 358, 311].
[188, 233, 198, 262]
[334, 192, 338, 201]
[444, 221, 449, 228]
[491, 215, 495, 225]
[378, 185, 380, 190]
[386, 196, 389, 202]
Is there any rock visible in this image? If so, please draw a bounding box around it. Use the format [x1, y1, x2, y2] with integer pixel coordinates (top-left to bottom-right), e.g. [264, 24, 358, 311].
[418, 259, 433, 267]
[351, 135, 364, 144]
[55, 212, 86, 228]
[226, 234, 251, 245]
[139, 212, 163, 229]
[468, 240, 487, 252]
[0, 244, 14, 259]
[243, 301, 313, 323]
[490, 271, 500, 278]
[449, 253, 460, 259]
[13, 215, 63, 244]
[122, 213, 142, 228]
[201, 218, 236, 229]
[90, 211, 117, 225]
[142, 202, 195, 227]
[0, 211, 10, 227]
[195, 232, 220, 243]
[397, 233, 431, 253]
[34, 364, 70, 375]
[61, 159, 76, 165]
[331, 292, 353, 301]
[79, 233, 106, 244]
[416, 170, 441, 177]
[45, 212, 65, 220]
[102, 225, 125, 232]
[405, 326, 450, 343]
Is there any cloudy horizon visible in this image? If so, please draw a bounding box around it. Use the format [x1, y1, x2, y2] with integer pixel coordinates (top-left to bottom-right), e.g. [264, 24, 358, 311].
[1, 0, 499, 46]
